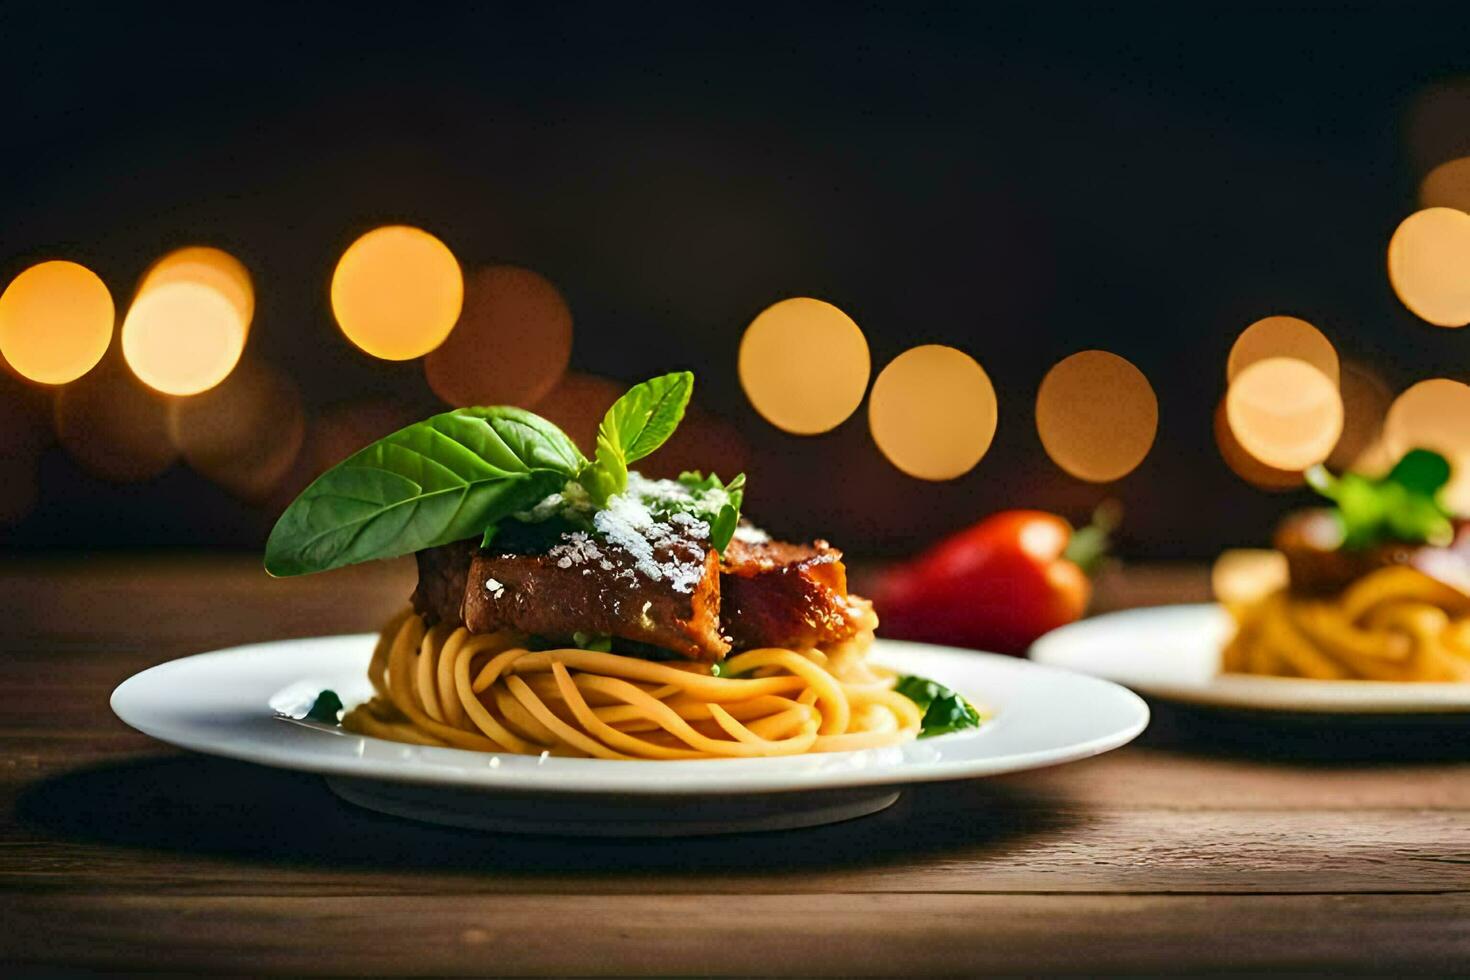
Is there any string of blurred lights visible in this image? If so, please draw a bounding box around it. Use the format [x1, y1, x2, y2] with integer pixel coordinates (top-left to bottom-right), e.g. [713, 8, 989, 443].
[0, 174, 1466, 532]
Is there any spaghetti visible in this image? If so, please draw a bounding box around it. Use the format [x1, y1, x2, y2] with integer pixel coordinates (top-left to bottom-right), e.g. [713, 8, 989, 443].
[1221, 566, 1470, 682]
[342, 610, 925, 758]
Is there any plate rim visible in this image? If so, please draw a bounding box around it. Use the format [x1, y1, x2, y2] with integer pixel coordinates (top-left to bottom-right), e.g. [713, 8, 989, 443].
[1030, 602, 1470, 714]
[111, 633, 1149, 796]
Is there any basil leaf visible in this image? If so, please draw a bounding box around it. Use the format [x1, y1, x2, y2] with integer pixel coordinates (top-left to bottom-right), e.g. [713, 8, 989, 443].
[668, 470, 745, 552]
[304, 689, 344, 723]
[265, 407, 585, 576]
[894, 675, 982, 738]
[579, 372, 694, 506]
[589, 427, 628, 507]
[1387, 448, 1452, 497]
[710, 506, 739, 552]
[1306, 449, 1455, 550]
[607, 371, 694, 463]
[711, 473, 744, 552]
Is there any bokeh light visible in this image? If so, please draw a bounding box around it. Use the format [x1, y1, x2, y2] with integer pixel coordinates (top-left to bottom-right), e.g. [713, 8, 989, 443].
[331, 225, 463, 360]
[1035, 350, 1157, 482]
[1418, 156, 1470, 213]
[1327, 361, 1394, 470]
[1224, 357, 1343, 473]
[424, 265, 572, 407]
[54, 353, 176, 482]
[1382, 378, 1470, 514]
[1227, 315, 1339, 386]
[168, 358, 305, 501]
[1213, 397, 1303, 490]
[739, 297, 869, 434]
[122, 247, 254, 395]
[139, 246, 254, 325]
[1386, 207, 1470, 328]
[0, 260, 114, 385]
[868, 345, 997, 481]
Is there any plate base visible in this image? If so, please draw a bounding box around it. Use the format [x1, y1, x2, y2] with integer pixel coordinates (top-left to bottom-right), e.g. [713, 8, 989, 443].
[326, 775, 901, 836]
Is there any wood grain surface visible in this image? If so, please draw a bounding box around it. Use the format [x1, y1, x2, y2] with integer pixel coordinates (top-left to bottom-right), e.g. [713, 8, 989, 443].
[1, 556, 1467, 975]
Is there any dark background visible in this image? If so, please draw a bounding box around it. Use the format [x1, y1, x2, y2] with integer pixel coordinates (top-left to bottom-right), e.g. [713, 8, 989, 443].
[3, 2, 1469, 559]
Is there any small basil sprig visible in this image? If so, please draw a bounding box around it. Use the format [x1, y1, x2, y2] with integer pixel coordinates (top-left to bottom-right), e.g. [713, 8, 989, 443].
[583, 371, 693, 505]
[893, 675, 982, 738]
[674, 471, 745, 552]
[1305, 448, 1455, 550]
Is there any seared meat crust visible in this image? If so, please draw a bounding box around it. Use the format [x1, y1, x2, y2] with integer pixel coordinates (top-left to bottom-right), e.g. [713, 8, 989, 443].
[719, 538, 877, 650]
[467, 547, 727, 660]
[412, 533, 875, 661]
[412, 540, 475, 626]
[412, 535, 728, 661]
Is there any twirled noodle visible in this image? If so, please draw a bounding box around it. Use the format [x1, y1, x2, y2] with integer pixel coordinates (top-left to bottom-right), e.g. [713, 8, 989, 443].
[1221, 566, 1470, 682]
[342, 611, 924, 757]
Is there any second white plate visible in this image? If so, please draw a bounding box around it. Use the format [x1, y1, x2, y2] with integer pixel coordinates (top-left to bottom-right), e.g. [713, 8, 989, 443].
[1030, 603, 1470, 714]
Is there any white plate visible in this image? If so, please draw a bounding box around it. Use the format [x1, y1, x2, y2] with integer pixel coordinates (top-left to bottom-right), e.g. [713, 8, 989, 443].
[112, 634, 1147, 835]
[1030, 603, 1470, 715]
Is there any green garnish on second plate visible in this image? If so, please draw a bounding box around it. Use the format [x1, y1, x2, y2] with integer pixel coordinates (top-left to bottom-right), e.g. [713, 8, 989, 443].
[1306, 448, 1455, 549]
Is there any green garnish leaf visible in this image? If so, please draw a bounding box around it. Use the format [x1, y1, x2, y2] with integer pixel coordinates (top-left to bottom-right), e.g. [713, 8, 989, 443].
[1387, 448, 1452, 497]
[894, 675, 982, 738]
[304, 689, 344, 724]
[572, 631, 613, 652]
[582, 371, 693, 505]
[1306, 448, 1455, 550]
[610, 371, 694, 463]
[265, 407, 586, 576]
[672, 470, 745, 552]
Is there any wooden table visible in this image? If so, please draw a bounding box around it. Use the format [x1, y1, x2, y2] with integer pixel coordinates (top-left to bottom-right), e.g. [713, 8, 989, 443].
[1, 557, 1466, 975]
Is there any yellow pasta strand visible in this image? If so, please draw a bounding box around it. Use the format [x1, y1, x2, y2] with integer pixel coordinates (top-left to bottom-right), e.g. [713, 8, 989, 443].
[1222, 566, 1470, 682]
[339, 613, 929, 758]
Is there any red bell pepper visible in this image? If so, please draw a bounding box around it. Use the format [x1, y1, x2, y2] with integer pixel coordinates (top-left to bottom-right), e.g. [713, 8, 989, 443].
[873, 508, 1110, 655]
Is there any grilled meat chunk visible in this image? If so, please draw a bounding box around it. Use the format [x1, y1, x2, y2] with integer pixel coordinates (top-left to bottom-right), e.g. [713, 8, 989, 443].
[412, 539, 476, 626]
[411, 526, 875, 660]
[719, 537, 877, 649]
[411, 515, 729, 661]
[467, 544, 726, 660]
